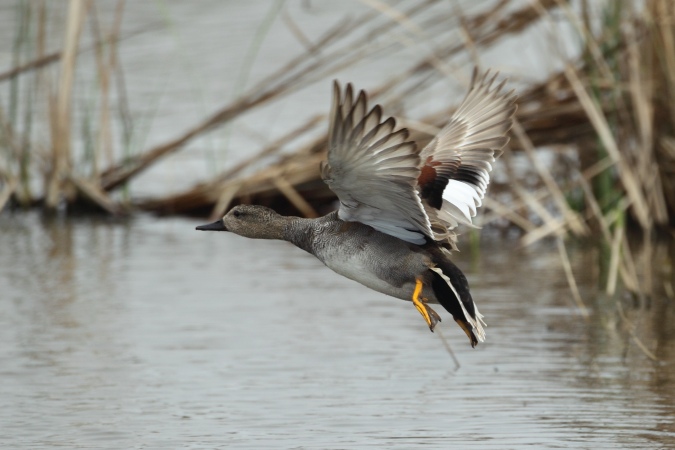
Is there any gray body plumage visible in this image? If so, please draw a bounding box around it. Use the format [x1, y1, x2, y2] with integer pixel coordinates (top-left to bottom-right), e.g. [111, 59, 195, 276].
[285, 212, 441, 304]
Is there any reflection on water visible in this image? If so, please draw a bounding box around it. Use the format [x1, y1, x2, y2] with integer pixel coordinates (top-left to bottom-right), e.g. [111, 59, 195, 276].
[1, 212, 673, 448]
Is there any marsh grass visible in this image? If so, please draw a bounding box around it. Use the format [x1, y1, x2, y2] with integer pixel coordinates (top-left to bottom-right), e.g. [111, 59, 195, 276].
[0, 0, 673, 310]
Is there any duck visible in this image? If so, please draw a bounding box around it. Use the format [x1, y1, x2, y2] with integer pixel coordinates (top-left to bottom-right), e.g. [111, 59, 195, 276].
[197, 69, 516, 347]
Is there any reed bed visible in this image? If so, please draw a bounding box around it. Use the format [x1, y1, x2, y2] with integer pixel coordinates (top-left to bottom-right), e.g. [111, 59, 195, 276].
[1, 0, 673, 309]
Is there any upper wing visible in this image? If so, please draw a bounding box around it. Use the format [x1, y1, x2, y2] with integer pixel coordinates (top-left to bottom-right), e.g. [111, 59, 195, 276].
[418, 70, 517, 239]
[322, 81, 433, 245]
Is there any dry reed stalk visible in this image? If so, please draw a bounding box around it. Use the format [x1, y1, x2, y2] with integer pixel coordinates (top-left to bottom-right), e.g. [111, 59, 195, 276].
[0, 52, 61, 83]
[46, 0, 90, 209]
[211, 184, 243, 222]
[89, 8, 105, 176]
[233, 152, 325, 198]
[213, 115, 323, 186]
[0, 108, 22, 166]
[625, 13, 671, 227]
[100, 92, 271, 191]
[516, 169, 609, 245]
[208, 115, 324, 219]
[0, 11, 154, 85]
[639, 232, 655, 300]
[480, 156, 610, 230]
[365, 0, 558, 103]
[651, 0, 675, 131]
[138, 114, 323, 216]
[498, 141, 566, 244]
[563, 63, 651, 229]
[578, 171, 613, 242]
[556, 236, 590, 319]
[481, 197, 536, 232]
[272, 175, 318, 218]
[90, 0, 125, 175]
[0, 100, 43, 207]
[516, 185, 560, 235]
[512, 119, 587, 236]
[139, 146, 327, 215]
[579, 170, 644, 298]
[658, 138, 675, 223]
[553, 0, 617, 85]
[281, 8, 315, 52]
[606, 221, 623, 296]
[522, 219, 570, 247]
[68, 173, 122, 214]
[649, 0, 675, 224]
[619, 231, 644, 296]
[626, 25, 654, 178]
[359, 0, 457, 78]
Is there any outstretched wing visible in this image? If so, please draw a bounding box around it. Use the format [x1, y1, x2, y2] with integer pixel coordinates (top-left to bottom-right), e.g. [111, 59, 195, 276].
[418, 70, 517, 242]
[322, 82, 433, 245]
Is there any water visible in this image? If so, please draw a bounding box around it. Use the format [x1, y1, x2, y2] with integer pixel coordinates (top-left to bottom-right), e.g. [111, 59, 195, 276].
[1, 212, 673, 448]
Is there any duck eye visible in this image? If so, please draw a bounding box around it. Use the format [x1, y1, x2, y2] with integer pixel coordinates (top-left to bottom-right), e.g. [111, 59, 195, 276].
[233, 210, 242, 218]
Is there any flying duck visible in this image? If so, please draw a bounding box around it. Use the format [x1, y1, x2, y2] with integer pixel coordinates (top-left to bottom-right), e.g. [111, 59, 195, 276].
[197, 70, 516, 347]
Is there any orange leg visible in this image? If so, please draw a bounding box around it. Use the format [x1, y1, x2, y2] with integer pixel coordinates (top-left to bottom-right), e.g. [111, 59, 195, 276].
[412, 278, 441, 332]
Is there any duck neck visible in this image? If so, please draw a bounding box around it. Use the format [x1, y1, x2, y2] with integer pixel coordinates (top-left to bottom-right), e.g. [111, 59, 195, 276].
[281, 217, 316, 254]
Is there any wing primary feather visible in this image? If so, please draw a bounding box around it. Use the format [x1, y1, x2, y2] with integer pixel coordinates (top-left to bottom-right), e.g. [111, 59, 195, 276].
[323, 81, 433, 243]
[325, 74, 515, 246]
[417, 70, 517, 244]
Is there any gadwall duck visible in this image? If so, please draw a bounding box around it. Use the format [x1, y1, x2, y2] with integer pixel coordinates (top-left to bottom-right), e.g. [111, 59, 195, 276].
[197, 70, 516, 347]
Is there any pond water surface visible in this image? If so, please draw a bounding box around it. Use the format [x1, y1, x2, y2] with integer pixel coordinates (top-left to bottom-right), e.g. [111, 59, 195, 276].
[1, 213, 673, 448]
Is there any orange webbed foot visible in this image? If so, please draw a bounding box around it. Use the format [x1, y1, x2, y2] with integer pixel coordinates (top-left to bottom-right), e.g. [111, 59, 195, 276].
[412, 278, 442, 332]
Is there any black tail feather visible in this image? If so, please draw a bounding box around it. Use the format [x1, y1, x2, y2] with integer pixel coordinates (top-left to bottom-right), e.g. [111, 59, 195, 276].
[430, 260, 476, 321]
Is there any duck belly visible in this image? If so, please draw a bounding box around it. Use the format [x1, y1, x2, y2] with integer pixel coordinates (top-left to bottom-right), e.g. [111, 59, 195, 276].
[320, 249, 438, 304]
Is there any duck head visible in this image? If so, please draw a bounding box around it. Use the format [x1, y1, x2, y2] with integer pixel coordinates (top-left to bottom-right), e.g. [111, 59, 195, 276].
[196, 205, 286, 240]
